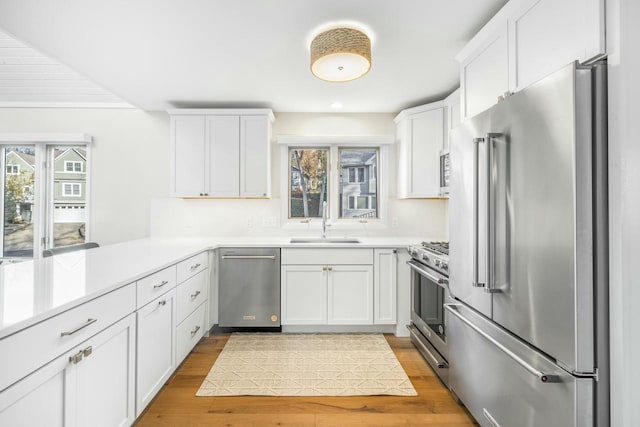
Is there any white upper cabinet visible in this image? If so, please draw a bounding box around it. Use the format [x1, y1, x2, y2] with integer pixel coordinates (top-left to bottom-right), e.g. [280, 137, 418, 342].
[240, 115, 271, 197]
[457, 0, 605, 120]
[443, 88, 461, 152]
[171, 115, 206, 197]
[208, 115, 241, 197]
[169, 109, 274, 198]
[395, 102, 445, 199]
[459, 23, 510, 120]
[508, 0, 606, 91]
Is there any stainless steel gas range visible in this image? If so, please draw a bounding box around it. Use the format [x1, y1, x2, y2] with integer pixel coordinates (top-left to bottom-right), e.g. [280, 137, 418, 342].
[406, 241, 450, 386]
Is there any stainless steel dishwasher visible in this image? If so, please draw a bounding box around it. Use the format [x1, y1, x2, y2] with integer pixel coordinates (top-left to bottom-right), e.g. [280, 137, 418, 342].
[218, 248, 281, 328]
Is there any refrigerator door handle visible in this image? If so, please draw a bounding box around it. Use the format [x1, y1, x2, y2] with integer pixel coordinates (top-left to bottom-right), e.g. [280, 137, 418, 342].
[444, 303, 559, 383]
[485, 133, 503, 294]
[472, 137, 485, 288]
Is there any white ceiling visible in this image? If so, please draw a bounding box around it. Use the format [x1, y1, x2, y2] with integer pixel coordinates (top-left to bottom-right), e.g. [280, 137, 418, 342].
[0, 0, 507, 113]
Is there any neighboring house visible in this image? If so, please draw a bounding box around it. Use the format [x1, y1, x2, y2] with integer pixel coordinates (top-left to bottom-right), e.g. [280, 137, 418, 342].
[53, 148, 87, 223]
[5, 150, 35, 222]
[340, 151, 377, 218]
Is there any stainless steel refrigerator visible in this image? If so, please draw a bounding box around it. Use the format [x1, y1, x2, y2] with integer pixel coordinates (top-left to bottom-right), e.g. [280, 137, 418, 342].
[447, 61, 609, 427]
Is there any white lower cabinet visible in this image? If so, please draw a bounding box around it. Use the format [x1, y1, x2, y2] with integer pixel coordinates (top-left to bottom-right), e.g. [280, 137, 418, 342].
[75, 314, 136, 427]
[280, 249, 376, 326]
[0, 351, 69, 426]
[176, 302, 207, 363]
[281, 266, 327, 325]
[373, 249, 398, 325]
[327, 265, 373, 325]
[0, 313, 136, 427]
[136, 290, 176, 416]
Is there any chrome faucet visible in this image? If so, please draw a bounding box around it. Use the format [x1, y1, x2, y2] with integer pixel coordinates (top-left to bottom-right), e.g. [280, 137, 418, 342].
[321, 200, 327, 238]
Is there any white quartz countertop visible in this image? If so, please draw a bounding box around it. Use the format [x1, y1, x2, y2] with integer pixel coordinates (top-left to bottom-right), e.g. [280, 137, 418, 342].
[0, 236, 427, 339]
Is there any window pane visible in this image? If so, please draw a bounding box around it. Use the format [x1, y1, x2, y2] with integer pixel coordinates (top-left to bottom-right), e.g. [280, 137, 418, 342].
[3, 146, 36, 258]
[52, 147, 87, 248]
[339, 148, 378, 219]
[289, 148, 329, 218]
[357, 196, 367, 209]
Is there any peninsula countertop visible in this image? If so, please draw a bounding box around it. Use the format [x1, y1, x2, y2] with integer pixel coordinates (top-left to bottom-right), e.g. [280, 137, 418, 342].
[0, 236, 429, 339]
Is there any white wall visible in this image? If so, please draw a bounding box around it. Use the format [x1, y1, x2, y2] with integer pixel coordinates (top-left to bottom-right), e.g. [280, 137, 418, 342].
[0, 110, 448, 242]
[150, 112, 449, 240]
[606, 0, 640, 425]
[0, 108, 169, 245]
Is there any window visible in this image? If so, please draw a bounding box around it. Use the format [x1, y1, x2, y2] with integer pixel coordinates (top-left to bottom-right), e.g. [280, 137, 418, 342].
[63, 183, 82, 197]
[286, 143, 381, 222]
[1, 142, 90, 259]
[64, 161, 83, 173]
[288, 148, 329, 218]
[340, 148, 378, 219]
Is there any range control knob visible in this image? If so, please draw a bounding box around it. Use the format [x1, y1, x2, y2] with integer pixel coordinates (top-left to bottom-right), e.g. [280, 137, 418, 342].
[435, 259, 441, 267]
[421, 254, 429, 261]
[441, 262, 449, 271]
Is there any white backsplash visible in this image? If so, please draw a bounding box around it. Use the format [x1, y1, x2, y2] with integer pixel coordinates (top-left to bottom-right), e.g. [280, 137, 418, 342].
[149, 197, 448, 240]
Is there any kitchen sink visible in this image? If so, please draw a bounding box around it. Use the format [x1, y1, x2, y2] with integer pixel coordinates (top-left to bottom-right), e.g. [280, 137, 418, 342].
[289, 237, 361, 244]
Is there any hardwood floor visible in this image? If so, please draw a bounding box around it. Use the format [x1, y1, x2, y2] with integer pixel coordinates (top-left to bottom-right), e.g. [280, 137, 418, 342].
[135, 333, 477, 427]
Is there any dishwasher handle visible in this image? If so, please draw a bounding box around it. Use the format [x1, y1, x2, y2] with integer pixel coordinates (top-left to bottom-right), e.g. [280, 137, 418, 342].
[221, 255, 277, 260]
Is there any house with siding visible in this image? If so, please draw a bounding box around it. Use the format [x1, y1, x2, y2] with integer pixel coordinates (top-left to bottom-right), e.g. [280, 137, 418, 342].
[339, 150, 377, 218]
[53, 148, 87, 223]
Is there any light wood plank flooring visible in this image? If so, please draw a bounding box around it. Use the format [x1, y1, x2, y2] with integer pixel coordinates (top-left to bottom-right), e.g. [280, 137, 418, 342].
[135, 333, 477, 427]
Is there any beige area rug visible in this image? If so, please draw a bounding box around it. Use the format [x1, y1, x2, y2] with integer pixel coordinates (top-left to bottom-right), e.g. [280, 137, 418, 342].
[196, 333, 417, 397]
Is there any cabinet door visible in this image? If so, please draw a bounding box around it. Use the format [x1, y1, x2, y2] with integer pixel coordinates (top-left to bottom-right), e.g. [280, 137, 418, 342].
[408, 108, 444, 197]
[73, 314, 136, 427]
[240, 115, 270, 197]
[374, 249, 397, 325]
[0, 352, 70, 427]
[207, 115, 240, 197]
[444, 89, 461, 152]
[460, 24, 509, 119]
[281, 266, 326, 325]
[327, 265, 373, 325]
[509, 0, 605, 91]
[136, 291, 176, 416]
[171, 115, 206, 196]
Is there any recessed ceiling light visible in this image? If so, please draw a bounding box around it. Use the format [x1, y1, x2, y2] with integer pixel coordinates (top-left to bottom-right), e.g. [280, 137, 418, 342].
[330, 102, 343, 109]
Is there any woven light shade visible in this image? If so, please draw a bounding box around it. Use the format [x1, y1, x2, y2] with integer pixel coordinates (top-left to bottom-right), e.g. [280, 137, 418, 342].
[310, 27, 371, 82]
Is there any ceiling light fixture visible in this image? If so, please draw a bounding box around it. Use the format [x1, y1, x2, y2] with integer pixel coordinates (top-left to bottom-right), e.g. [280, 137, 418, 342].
[310, 27, 371, 82]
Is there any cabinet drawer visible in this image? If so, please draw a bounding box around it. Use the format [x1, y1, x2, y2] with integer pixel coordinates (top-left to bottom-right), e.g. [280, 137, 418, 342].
[281, 248, 373, 265]
[0, 283, 136, 392]
[176, 302, 207, 364]
[177, 252, 209, 283]
[136, 265, 177, 309]
[176, 270, 208, 324]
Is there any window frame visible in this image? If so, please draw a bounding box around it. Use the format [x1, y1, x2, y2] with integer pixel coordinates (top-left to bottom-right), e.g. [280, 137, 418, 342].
[0, 133, 92, 260]
[278, 135, 392, 230]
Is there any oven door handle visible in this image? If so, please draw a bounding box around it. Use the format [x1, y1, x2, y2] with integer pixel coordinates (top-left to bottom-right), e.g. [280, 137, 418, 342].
[406, 260, 454, 297]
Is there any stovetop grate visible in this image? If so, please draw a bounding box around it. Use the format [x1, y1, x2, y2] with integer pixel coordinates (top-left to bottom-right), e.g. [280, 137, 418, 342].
[421, 241, 449, 256]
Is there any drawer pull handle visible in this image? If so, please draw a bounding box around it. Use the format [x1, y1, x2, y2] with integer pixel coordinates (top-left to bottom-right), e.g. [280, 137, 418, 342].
[190, 325, 201, 336]
[190, 263, 201, 271]
[154, 280, 169, 289]
[61, 318, 97, 337]
[190, 290, 201, 300]
[158, 299, 167, 306]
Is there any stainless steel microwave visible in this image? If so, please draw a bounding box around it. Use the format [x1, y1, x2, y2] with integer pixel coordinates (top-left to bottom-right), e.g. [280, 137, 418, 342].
[439, 150, 450, 196]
